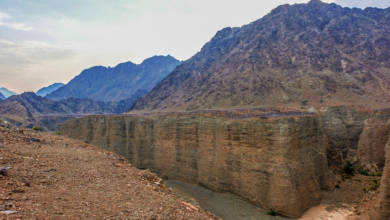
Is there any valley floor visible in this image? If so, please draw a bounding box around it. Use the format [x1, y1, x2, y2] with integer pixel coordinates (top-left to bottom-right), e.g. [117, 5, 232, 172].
[0, 125, 216, 219]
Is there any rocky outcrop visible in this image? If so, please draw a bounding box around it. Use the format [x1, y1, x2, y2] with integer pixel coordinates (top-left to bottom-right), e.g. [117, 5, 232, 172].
[59, 113, 332, 218]
[357, 110, 390, 172]
[319, 107, 368, 169]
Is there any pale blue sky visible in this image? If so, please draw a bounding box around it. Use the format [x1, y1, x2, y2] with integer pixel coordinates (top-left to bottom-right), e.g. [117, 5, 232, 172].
[0, 0, 389, 93]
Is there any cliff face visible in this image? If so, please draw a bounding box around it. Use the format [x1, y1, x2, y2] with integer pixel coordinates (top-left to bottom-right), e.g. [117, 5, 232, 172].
[357, 110, 390, 172]
[372, 136, 390, 220]
[58, 107, 390, 217]
[59, 113, 331, 217]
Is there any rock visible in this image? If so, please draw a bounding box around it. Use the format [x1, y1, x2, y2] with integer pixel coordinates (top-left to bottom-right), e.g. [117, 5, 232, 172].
[0, 166, 11, 176]
[30, 138, 40, 142]
[44, 168, 56, 172]
[0, 210, 18, 215]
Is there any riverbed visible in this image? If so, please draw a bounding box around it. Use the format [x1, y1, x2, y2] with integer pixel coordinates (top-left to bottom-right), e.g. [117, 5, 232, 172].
[166, 180, 290, 220]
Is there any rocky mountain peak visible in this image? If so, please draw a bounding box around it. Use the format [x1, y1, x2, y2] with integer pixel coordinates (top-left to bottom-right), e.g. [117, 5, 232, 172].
[132, 1, 390, 111]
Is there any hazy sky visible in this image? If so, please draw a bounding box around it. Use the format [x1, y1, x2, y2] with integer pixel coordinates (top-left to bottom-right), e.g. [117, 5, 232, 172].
[0, 0, 389, 93]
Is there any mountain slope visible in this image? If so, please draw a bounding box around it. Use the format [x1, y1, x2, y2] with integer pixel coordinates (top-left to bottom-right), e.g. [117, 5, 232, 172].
[0, 92, 133, 130]
[47, 55, 181, 102]
[36, 83, 64, 97]
[132, 0, 390, 112]
[0, 92, 4, 100]
[0, 87, 17, 98]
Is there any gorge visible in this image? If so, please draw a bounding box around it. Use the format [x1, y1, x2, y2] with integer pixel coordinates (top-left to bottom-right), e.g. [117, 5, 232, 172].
[58, 106, 390, 218]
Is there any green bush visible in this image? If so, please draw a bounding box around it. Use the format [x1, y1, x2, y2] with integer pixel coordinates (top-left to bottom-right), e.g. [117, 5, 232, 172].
[32, 126, 40, 131]
[358, 169, 369, 176]
[343, 161, 355, 176]
[267, 209, 277, 216]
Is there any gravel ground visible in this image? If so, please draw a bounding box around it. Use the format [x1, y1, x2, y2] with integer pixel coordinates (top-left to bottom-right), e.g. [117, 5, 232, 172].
[0, 125, 217, 219]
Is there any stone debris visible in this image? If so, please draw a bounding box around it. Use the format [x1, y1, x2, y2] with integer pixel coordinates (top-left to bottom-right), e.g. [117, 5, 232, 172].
[0, 166, 11, 176]
[0, 210, 18, 215]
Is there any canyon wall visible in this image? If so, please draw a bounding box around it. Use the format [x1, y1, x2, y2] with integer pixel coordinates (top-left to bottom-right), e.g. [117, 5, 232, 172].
[374, 137, 390, 220]
[357, 110, 390, 172]
[58, 107, 390, 218]
[59, 114, 332, 217]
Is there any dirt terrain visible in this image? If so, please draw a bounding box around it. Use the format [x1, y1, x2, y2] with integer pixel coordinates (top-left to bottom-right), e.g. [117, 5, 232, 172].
[0, 124, 216, 219]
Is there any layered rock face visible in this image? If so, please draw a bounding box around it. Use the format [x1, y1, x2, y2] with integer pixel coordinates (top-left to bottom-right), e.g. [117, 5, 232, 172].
[59, 113, 331, 217]
[58, 107, 390, 217]
[373, 137, 390, 220]
[357, 110, 390, 172]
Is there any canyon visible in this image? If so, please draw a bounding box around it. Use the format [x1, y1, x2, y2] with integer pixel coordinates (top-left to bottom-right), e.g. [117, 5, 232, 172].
[58, 106, 390, 218]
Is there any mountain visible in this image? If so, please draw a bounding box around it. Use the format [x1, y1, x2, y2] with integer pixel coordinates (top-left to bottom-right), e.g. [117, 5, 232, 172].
[0, 92, 133, 130]
[47, 55, 181, 102]
[0, 92, 4, 100]
[132, 0, 390, 112]
[0, 87, 17, 98]
[36, 83, 64, 97]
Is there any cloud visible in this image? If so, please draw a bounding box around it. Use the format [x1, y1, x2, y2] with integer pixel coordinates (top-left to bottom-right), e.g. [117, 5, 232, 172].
[0, 39, 79, 92]
[0, 39, 76, 65]
[0, 11, 32, 31]
[335, 0, 390, 8]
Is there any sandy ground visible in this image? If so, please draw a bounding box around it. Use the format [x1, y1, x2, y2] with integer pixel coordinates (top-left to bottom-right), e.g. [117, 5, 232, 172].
[0, 125, 217, 219]
[299, 204, 354, 220]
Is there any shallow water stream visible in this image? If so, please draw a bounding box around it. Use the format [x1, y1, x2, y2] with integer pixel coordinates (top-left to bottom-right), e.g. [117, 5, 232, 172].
[166, 180, 290, 220]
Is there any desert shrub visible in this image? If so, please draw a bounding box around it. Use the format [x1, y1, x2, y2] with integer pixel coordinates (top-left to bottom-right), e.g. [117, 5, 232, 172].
[32, 126, 40, 131]
[267, 209, 277, 216]
[370, 179, 380, 191]
[358, 169, 369, 176]
[344, 161, 355, 176]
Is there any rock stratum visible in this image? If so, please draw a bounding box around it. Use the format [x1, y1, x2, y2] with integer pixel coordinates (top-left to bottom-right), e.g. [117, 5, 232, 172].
[58, 107, 390, 218]
[132, 1, 390, 111]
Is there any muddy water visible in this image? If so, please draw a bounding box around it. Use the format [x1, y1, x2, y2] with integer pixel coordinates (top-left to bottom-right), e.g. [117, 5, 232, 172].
[166, 180, 290, 220]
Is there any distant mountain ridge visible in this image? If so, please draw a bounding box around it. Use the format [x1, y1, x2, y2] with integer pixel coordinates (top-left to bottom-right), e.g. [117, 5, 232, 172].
[0, 92, 134, 130]
[0, 93, 4, 100]
[47, 55, 181, 102]
[0, 87, 17, 98]
[36, 83, 64, 97]
[132, 1, 390, 111]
